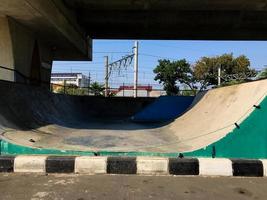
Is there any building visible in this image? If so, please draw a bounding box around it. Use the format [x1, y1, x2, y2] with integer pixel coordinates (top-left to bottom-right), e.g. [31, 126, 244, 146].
[114, 85, 166, 97]
[51, 73, 89, 88]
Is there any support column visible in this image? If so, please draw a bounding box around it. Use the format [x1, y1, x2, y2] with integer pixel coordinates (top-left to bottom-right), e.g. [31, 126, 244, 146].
[0, 16, 53, 87]
[0, 17, 15, 82]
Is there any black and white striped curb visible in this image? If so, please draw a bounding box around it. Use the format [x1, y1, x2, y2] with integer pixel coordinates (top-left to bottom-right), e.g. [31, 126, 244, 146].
[0, 156, 266, 177]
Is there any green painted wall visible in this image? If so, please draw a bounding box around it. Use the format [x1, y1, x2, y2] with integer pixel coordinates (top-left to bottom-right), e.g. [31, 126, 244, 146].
[0, 140, 95, 156]
[0, 139, 179, 157]
[184, 96, 267, 159]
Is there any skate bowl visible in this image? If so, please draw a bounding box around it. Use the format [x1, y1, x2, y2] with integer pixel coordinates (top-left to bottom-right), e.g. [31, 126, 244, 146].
[0, 79, 267, 159]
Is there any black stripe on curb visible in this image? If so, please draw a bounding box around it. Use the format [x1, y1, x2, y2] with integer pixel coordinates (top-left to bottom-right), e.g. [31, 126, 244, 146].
[231, 159, 263, 177]
[107, 157, 137, 174]
[46, 156, 75, 173]
[0, 156, 15, 173]
[169, 158, 199, 175]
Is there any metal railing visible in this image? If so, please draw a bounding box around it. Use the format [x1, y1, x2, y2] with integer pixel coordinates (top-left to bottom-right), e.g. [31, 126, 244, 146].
[50, 83, 197, 97]
[0, 66, 197, 97]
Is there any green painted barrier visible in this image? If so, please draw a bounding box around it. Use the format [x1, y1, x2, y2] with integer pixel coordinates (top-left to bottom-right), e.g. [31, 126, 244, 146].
[184, 96, 267, 159]
[0, 140, 95, 156]
[98, 151, 179, 158]
[0, 139, 180, 157]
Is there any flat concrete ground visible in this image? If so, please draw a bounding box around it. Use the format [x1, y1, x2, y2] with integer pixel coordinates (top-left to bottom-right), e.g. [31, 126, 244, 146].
[0, 174, 266, 200]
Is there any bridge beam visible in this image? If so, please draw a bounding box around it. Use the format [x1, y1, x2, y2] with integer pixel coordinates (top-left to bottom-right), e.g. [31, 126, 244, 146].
[0, 0, 91, 86]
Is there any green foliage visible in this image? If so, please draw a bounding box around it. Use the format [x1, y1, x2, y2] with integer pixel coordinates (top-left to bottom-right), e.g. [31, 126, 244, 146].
[89, 82, 105, 96]
[57, 82, 105, 96]
[220, 80, 246, 87]
[179, 85, 198, 96]
[194, 53, 256, 89]
[107, 92, 116, 97]
[154, 53, 256, 95]
[153, 59, 196, 96]
[57, 84, 88, 96]
[256, 68, 267, 79]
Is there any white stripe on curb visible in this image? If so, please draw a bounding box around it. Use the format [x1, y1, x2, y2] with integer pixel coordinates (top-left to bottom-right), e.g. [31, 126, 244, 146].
[199, 158, 233, 176]
[260, 159, 267, 176]
[137, 157, 169, 175]
[14, 156, 47, 173]
[75, 156, 107, 174]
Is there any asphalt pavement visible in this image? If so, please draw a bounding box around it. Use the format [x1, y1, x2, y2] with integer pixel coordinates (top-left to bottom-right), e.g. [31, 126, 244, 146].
[0, 174, 266, 200]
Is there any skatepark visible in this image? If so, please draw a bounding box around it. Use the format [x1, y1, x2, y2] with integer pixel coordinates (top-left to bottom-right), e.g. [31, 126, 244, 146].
[3, 2, 267, 200]
[1, 1, 267, 160]
[0, 79, 267, 159]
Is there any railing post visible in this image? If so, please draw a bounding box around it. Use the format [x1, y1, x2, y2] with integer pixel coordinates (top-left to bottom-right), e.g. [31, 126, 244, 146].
[63, 80, 66, 94]
[123, 83, 125, 97]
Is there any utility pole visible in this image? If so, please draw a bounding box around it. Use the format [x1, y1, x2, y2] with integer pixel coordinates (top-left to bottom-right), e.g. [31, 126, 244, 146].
[218, 64, 221, 86]
[63, 79, 66, 94]
[88, 72, 91, 95]
[88, 72, 91, 87]
[105, 56, 109, 97]
[134, 41, 139, 98]
[218, 65, 221, 86]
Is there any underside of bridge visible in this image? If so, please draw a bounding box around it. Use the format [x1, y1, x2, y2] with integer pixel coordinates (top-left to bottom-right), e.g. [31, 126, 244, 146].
[64, 0, 267, 40]
[1, 0, 267, 85]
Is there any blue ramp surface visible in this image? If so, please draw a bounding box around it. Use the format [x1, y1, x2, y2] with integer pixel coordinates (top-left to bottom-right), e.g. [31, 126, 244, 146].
[132, 96, 195, 122]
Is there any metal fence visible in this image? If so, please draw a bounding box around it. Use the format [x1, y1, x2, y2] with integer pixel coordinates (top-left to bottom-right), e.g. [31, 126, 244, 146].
[50, 83, 197, 97]
[0, 66, 197, 97]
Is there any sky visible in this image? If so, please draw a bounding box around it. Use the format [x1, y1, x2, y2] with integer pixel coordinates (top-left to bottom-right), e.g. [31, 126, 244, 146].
[53, 40, 267, 89]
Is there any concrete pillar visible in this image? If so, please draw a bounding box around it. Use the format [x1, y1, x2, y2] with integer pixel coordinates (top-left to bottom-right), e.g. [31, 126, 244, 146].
[0, 16, 53, 87]
[0, 16, 15, 82]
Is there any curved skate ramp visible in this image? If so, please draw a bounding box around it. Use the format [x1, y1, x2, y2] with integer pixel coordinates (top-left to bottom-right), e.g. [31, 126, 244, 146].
[1, 79, 267, 158]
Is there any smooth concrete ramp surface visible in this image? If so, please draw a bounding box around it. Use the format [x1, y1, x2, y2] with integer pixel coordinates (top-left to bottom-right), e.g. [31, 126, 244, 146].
[169, 79, 267, 152]
[1, 80, 267, 158]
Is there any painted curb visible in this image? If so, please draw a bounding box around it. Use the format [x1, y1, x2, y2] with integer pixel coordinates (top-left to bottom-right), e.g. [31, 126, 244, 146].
[14, 156, 47, 173]
[0, 156, 266, 177]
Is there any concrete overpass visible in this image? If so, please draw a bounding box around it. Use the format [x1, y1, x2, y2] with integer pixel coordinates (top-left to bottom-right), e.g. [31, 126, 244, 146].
[0, 0, 91, 85]
[1, 0, 267, 85]
[64, 0, 267, 40]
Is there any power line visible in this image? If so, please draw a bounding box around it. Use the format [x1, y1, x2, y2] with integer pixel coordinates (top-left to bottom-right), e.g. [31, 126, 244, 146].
[149, 43, 202, 52]
[139, 53, 178, 60]
[54, 62, 104, 65]
[93, 51, 132, 54]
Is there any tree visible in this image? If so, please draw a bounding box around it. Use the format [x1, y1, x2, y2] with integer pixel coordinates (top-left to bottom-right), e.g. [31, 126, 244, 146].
[153, 59, 197, 95]
[154, 54, 256, 95]
[89, 82, 105, 96]
[57, 84, 88, 96]
[194, 53, 256, 89]
[256, 67, 267, 79]
[193, 56, 218, 90]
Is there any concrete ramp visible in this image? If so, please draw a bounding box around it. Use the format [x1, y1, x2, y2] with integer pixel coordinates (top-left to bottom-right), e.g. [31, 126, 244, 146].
[1, 80, 267, 159]
[169, 79, 267, 152]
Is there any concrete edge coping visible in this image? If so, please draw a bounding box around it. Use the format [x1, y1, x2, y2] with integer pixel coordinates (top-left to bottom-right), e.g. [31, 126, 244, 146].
[260, 159, 267, 176]
[14, 155, 48, 173]
[136, 157, 169, 175]
[1, 156, 267, 177]
[198, 158, 233, 176]
[75, 156, 107, 174]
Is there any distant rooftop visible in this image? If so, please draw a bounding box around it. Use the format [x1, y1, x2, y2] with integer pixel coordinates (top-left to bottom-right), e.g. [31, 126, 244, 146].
[119, 85, 153, 91]
[51, 73, 83, 77]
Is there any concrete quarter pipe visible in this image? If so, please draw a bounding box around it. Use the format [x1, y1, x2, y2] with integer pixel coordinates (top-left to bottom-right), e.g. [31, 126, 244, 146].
[0, 79, 267, 159]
